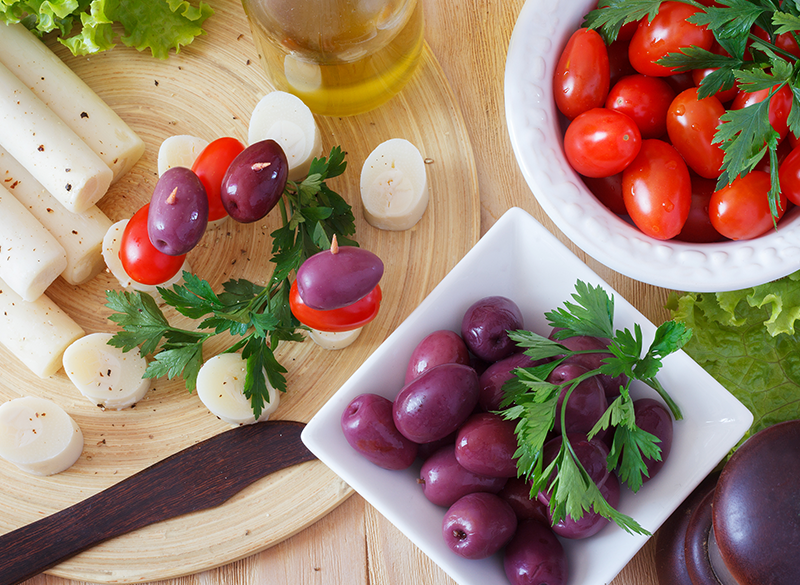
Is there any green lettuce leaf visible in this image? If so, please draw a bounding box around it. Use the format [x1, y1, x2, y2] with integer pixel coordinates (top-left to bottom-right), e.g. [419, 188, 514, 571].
[1, 0, 213, 58]
[668, 270, 800, 437]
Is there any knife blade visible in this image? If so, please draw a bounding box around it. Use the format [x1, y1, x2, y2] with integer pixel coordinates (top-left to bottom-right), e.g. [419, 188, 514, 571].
[0, 419, 316, 585]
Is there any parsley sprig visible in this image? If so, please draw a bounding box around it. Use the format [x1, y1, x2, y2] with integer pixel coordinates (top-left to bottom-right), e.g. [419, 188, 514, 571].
[584, 0, 800, 222]
[499, 281, 692, 535]
[105, 146, 357, 419]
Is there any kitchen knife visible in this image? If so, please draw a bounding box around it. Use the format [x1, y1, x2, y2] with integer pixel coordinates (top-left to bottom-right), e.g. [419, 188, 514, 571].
[0, 419, 316, 585]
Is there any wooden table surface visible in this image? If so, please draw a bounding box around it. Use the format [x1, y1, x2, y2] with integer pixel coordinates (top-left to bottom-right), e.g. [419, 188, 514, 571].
[26, 1, 670, 584]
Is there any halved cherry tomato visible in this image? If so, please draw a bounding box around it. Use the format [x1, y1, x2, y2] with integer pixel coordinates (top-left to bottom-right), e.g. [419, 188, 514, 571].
[564, 108, 641, 178]
[622, 139, 691, 239]
[553, 28, 610, 120]
[289, 281, 382, 332]
[120, 204, 186, 285]
[666, 88, 726, 179]
[191, 137, 246, 221]
[628, 2, 714, 77]
[731, 84, 792, 142]
[606, 74, 676, 138]
[709, 171, 787, 240]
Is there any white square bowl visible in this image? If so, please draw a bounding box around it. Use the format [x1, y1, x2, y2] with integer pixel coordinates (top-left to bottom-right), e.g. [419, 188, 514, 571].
[301, 207, 753, 585]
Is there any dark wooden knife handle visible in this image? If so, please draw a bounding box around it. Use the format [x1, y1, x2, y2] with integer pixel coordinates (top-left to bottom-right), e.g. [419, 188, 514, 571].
[0, 420, 315, 585]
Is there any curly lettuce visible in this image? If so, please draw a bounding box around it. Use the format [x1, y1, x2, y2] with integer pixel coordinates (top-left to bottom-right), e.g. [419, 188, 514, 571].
[0, 0, 214, 59]
[668, 270, 800, 437]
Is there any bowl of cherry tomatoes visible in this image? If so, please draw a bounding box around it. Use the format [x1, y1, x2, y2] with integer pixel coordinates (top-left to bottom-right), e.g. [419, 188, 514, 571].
[504, 0, 800, 292]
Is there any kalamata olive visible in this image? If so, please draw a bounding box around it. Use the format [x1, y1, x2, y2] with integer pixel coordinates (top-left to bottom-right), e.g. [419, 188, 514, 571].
[633, 398, 673, 481]
[418, 445, 507, 507]
[341, 393, 418, 470]
[392, 363, 480, 444]
[461, 296, 524, 362]
[478, 351, 543, 411]
[454, 412, 519, 478]
[550, 471, 620, 539]
[538, 434, 611, 506]
[550, 329, 628, 399]
[442, 492, 517, 560]
[504, 519, 568, 585]
[220, 139, 288, 223]
[405, 330, 471, 384]
[296, 244, 384, 310]
[547, 363, 608, 436]
[497, 477, 550, 524]
[147, 166, 208, 256]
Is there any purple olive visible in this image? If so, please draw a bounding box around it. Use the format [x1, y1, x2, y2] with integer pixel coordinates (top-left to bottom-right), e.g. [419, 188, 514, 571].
[550, 471, 619, 539]
[220, 139, 288, 223]
[503, 519, 568, 585]
[405, 330, 470, 384]
[497, 477, 550, 524]
[454, 412, 519, 478]
[147, 166, 208, 256]
[418, 445, 507, 507]
[478, 351, 544, 412]
[392, 363, 479, 444]
[296, 244, 383, 310]
[633, 398, 673, 481]
[341, 393, 418, 470]
[538, 434, 611, 507]
[461, 296, 524, 362]
[550, 329, 628, 399]
[547, 363, 608, 436]
[442, 492, 517, 560]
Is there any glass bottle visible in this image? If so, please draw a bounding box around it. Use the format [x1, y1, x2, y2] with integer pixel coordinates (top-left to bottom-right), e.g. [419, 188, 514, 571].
[242, 0, 424, 117]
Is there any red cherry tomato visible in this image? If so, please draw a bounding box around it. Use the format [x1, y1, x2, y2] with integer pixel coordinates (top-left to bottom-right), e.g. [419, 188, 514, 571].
[191, 137, 246, 221]
[692, 67, 738, 103]
[675, 174, 724, 243]
[120, 204, 186, 285]
[607, 38, 637, 88]
[289, 281, 382, 332]
[666, 88, 726, 179]
[582, 173, 627, 215]
[629, 2, 714, 77]
[553, 28, 610, 120]
[752, 26, 800, 59]
[731, 84, 793, 142]
[709, 171, 787, 240]
[622, 139, 692, 239]
[564, 108, 642, 178]
[606, 74, 676, 138]
[778, 146, 800, 206]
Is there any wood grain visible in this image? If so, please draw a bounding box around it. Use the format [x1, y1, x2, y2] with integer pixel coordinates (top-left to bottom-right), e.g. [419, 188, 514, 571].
[1, 0, 479, 582]
[18, 0, 676, 584]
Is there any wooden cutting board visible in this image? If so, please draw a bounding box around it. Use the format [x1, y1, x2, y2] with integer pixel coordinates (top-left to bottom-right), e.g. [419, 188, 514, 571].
[0, 2, 480, 582]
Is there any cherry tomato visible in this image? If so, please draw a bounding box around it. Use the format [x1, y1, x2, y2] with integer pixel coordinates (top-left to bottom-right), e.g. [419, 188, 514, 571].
[120, 204, 186, 285]
[553, 28, 610, 120]
[666, 88, 726, 179]
[582, 173, 627, 215]
[778, 146, 800, 206]
[629, 2, 714, 77]
[606, 74, 676, 138]
[622, 139, 691, 239]
[564, 108, 642, 178]
[675, 174, 724, 243]
[607, 39, 636, 88]
[191, 137, 246, 221]
[692, 67, 738, 103]
[731, 84, 792, 142]
[752, 26, 800, 59]
[289, 281, 382, 332]
[709, 171, 787, 240]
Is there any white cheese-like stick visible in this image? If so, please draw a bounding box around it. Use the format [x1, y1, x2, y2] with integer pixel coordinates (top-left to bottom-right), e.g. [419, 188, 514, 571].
[0, 278, 85, 378]
[157, 134, 209, 176]
[0, 23, 145, 184]
[0, 396, 83, 476]
[0, 61, 113, 213]
[62, 332, 151, 410]
[196, 353, 280, 426]
[0, 147, 112, 286]
[360, 138, 429, 231]
[308, 326, 362, 350]
[0, 183, 67, 301]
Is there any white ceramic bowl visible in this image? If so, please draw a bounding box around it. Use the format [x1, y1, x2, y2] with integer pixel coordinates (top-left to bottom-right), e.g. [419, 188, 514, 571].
[504, 0, 800, 293]
[302, 208, 753, 585]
